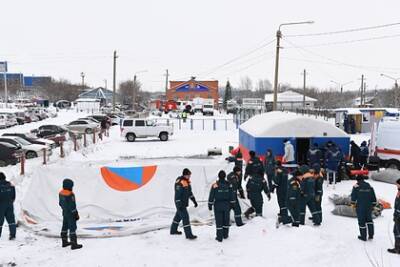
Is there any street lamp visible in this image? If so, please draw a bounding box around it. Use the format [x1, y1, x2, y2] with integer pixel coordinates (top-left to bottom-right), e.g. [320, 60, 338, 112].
[381, 73, 400, 107]
[132, 70, 148, 110]
[273, 21, 314, 111]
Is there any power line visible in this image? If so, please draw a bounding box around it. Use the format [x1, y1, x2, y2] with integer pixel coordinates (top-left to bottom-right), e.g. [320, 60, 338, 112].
[220, 54, 275, 78]
[282, 38, 400, 74]
[284, 33, 400, 48]
[285, 22, 400, 37]
[197, 38, 276, 77]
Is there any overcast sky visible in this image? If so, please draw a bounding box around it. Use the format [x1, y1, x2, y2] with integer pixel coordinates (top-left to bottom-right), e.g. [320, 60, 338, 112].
[1, 0, 400, 92]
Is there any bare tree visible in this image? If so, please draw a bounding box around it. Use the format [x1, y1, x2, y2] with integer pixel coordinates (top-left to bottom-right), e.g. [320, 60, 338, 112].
[239, 76, 253, 91]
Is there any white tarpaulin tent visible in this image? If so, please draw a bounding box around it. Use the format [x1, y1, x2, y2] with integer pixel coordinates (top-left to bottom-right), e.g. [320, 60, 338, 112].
[20, 159, 240, 238]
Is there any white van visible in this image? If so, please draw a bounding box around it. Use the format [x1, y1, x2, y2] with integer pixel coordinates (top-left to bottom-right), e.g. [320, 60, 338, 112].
[374, 119, 400, 169]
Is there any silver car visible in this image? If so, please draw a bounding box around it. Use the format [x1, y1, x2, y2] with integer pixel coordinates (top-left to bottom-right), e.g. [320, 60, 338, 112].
[66, 120, 100, 134]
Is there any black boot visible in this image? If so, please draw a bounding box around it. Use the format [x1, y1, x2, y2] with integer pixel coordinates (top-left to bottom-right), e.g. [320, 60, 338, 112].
[244, 207, 255, 219]
[61, 233, 71, 247]
[184, 225, 197, 240]
[388, 239, 400, 254]
[70, 234, 83, 250]
[170, 230, 182, 235]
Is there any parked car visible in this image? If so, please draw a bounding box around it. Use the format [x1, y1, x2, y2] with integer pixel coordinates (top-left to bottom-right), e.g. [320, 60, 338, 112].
[79, 117, 100, 124]
[66, 120, 100, 134]
[0, 114, 7, 129]
[1, 113, 18, 127]
[2, 133, 56, 149]
[33, 125, 68, 145]
[87, 115, 112, 125]
[107, 114, 122, 126]
[0, 136, 52, 159]
[14, 112, 26, 125]
[121, 118, 173, 142]
[0, 142, 23, 167]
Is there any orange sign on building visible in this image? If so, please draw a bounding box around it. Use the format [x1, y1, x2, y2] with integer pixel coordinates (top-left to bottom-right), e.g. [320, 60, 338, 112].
[166, 77, 219, 106]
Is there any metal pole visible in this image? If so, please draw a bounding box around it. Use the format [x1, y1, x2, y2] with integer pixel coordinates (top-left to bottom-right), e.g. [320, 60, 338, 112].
[133, 74, 137, 110]
[3, 72, 8, 108]
[273, 30, 281, 111]
[395, 81, 399, 107]
[165, 69, 169, 98]
[112, 50, 117, 112]
[360, 75, 364, 107]
[303, 73, 306, 110]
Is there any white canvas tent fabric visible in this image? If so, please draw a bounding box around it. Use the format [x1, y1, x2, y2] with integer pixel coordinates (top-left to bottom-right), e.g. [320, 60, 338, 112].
[20, 159, 240, 238]
[240, 111, 348, 138]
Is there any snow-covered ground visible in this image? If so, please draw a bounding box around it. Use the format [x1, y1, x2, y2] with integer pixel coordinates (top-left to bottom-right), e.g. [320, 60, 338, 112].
[1, 111, 399, 267]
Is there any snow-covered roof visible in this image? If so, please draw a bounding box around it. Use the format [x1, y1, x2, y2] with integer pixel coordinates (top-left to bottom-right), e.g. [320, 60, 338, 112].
[264, 90, 317, 103]
[240, 111, 348, 138]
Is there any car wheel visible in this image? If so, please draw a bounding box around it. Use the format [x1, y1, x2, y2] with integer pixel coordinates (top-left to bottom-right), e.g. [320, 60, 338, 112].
[85, 128, 93, 134]
[0, 160, 6, 167]
[159, 132, 168, 141]
[26, 151, 38, 159]
[386, 160, 400, 170]
[126, 133, 136, 142]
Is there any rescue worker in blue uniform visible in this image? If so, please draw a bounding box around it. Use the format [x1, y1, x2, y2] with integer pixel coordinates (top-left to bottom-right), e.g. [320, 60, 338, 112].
[312, 164, 324, 223]
[0, 172, 16, 240]
[298, 165, 321, 226]
[170, 168, 198, 240]
[234, 148, 243, 171]
[307, 143, 322, 168]
[59, 178, 83, 249]
[287, 171, 302, 227]
[388, 178, 400, 254]
[273, 161, 292, 225]
[227, 166, 245, 226]
[351, 175, 377, 241]
[325, 142, 343, 184]
[208, 171, 235, 242]
[360, 141, 369, 167]
[264, 149, 276, 192]
[244, 151, 271, 218]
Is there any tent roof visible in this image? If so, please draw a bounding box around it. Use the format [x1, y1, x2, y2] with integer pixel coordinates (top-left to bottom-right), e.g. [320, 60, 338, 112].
[264, 90, 317, 103]
[240, 111, 348, 138]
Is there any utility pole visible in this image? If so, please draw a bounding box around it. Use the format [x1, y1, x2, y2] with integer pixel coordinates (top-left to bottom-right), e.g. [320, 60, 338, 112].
[104, 79, 107, 89]
[133, 74, 137, 110]
[272, 21, 314, 111]
[165, 69, 169, 99]
[272, 30, 281, 111]
[80, 72, 85, 92]
[359, 75, 364, 107]
[364, 82, 367, 106]
[112, 50, 117, 111]
[301, 69, 307, 109]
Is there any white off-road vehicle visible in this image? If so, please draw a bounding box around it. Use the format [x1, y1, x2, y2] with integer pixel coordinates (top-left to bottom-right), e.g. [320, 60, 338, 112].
[121, 118, 173, 142]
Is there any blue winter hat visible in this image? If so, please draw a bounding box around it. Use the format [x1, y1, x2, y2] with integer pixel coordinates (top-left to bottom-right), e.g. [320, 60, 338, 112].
[63, 179, 74, 190]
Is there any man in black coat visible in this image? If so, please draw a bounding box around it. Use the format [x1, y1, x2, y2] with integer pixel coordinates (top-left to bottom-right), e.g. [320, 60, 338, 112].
[227, 166, 245, 226]
[388, 178, 400, 254]
[170, 168, 198, 239]
[208, 171, 235, 242]
[59, 178, 82, 249]
[273, 161, 292, 225]
[0, 172, 16, 240]
[351, 176, 377, 241]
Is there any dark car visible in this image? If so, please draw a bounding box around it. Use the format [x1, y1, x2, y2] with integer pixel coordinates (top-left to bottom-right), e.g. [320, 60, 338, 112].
[33, 125, 68, 145]
[2, 133, 56, 149]
[0, 142, 22, 167]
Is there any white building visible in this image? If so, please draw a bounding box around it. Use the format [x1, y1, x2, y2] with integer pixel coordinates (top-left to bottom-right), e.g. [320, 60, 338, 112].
[264, 90, 317, 111]
[75, 98, 101, 112]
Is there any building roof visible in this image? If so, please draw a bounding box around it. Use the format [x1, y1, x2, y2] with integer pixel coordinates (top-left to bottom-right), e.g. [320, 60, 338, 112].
[79, 87, 114, 100]
[240, 111, 348, 138]
[264, 90, 317, 103]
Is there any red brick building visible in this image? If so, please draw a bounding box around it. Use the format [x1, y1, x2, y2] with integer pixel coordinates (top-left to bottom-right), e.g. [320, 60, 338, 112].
[166, 77, 219, 106]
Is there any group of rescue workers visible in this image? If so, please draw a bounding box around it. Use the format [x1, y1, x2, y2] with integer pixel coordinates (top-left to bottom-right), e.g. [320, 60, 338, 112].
[0, 137, 399, 254]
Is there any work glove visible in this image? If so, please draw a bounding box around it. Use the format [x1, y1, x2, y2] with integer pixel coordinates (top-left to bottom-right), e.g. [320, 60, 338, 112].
[192, 198, 198, 208]
[239, 190, 245, 199]
[208, 204, 212, 211]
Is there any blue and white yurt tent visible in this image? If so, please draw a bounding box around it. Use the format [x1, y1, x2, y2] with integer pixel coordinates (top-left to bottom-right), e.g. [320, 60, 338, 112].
[239, 111, 350, 163]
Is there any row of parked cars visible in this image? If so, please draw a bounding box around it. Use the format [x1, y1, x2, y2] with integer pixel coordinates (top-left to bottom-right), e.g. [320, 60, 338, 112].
[0, 108, 57, 129]
[0, 112, 123, 167]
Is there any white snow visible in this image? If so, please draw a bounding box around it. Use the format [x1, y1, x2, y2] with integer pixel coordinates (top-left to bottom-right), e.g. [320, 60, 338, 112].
[0, 111, 399, 267]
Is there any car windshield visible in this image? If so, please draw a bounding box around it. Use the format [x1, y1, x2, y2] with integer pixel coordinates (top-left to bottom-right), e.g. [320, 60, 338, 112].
[14, 137, 32, 145]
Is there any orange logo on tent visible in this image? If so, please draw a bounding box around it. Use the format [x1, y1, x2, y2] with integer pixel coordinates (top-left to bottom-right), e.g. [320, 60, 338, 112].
[100, 166, 157, 192]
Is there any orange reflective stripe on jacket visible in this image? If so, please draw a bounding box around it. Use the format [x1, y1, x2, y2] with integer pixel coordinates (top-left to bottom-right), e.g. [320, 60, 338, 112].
[59, 189, 73, 196]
